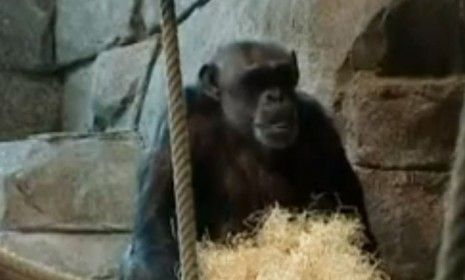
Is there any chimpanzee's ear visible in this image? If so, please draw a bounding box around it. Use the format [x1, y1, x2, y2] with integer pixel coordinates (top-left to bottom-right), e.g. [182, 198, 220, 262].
[290, 50, 300, 86]
[198, 63, 220, 101]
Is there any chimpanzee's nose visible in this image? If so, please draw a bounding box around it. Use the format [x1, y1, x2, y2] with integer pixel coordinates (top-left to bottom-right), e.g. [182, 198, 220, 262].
[265, 89, 284, 103]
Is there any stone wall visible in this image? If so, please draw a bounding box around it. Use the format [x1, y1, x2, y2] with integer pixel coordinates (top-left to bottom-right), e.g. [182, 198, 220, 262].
[0, 0, 61, 140]
[336, 74, 462, 279]
[334, 1, 465, 278]
[0, 132, 141, 278]
[1, 0, 464, 279]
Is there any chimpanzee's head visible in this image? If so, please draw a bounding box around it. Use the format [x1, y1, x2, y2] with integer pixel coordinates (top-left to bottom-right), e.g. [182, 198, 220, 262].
[198, 41, 300, 149]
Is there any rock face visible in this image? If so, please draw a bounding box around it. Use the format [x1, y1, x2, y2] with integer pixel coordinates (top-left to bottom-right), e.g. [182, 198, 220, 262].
[0, 232, 130, 279]
[0, 132, 141, 231]
[139, 53, 169, 146]
[90, 38, 158, 132]
[0, 132, 141, 279]
[55, 0, 139, 65]
[335, 46, 464, 280]
[337, 73, 463, 169]
[332, 1, 465, 277]
[357, 167, 447, 280]
[63, 38, 158, 133]
[0, 0, 55, 71]
[62, 63, 94, 132]
[0, 73, 62, 141]
[335, 66, 462, 280]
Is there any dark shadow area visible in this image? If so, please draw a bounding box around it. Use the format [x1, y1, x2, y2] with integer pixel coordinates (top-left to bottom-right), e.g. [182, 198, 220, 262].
[339, 0, 465, 80]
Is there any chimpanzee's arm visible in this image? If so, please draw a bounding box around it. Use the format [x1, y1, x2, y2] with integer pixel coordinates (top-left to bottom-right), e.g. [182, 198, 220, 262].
[119, 147, 179, 280]
[330, 145, 379, 254]
[298, 94, 378, 254]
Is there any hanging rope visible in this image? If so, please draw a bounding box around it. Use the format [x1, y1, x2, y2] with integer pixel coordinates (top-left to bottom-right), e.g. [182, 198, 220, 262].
[159, 1, 199, 280]
[434, 96, 465, 280]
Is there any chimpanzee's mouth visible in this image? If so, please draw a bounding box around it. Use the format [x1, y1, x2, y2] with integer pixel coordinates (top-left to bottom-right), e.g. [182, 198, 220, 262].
[255, 121, 294, 133]
[268, 122, 293, 133]
[254, 120, 298, 149]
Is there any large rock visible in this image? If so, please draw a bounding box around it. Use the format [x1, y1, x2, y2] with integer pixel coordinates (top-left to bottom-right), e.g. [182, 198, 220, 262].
[139, 0, 392, 144]
[62, 39, 158, 133]
[0, 0, 55, 71]
[90, 38, 157, 132]
[0, 132, 141, 231]
[0, 140, 52, 177]
[337, 72, 463, 169]
[62, 62, 94, 132]
[356, 166, 447, 280]
[139, 54, 168, 146]
[0, 232, 130, 279]
[0, 73, 62, 141]
[56, 0, 140, 65]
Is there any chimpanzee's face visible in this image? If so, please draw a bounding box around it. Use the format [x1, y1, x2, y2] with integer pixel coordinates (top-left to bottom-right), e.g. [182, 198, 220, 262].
[199, 44, 300, 149]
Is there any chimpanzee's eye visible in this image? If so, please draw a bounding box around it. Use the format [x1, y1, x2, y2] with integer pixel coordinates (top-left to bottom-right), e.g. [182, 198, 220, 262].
[241, 69, 270, 89]
[236, 74, 269, 99]
[274, 63, 297, 88]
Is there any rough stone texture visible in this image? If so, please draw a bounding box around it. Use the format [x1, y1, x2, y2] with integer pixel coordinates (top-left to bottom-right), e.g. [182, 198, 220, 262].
[0, 232, 130, 279]
[337, 72, 464, 169]
[0, 140, 57, 178]
[139, 53, 168, 146]
[0, 0, 55, 71]
[0, 73, 62, 141]
[62, 63, 94, 132]
[91, 38, 157, 132]
[0, 132, 141, 231]
[139, 0, 392, 144]
[56, 0, 139, 65]
[62, 39, 157, 133]
[356, 166, 447, 280]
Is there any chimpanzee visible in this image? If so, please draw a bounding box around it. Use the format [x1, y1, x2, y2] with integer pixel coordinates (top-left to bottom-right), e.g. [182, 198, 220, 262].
[119, 40, 377, 280]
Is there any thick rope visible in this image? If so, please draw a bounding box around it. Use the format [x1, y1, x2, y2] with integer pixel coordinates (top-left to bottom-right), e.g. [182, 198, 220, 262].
[159, 1, 199, 280]
[0, 247, 83, 280]
[435, 96, 465, 280]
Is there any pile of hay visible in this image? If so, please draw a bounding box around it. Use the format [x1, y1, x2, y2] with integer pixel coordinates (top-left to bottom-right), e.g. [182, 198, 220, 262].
[197, 206, 389, 280]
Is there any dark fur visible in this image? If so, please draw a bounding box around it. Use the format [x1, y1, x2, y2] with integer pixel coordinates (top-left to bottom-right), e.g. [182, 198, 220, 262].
[120, 41, 377, 280]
